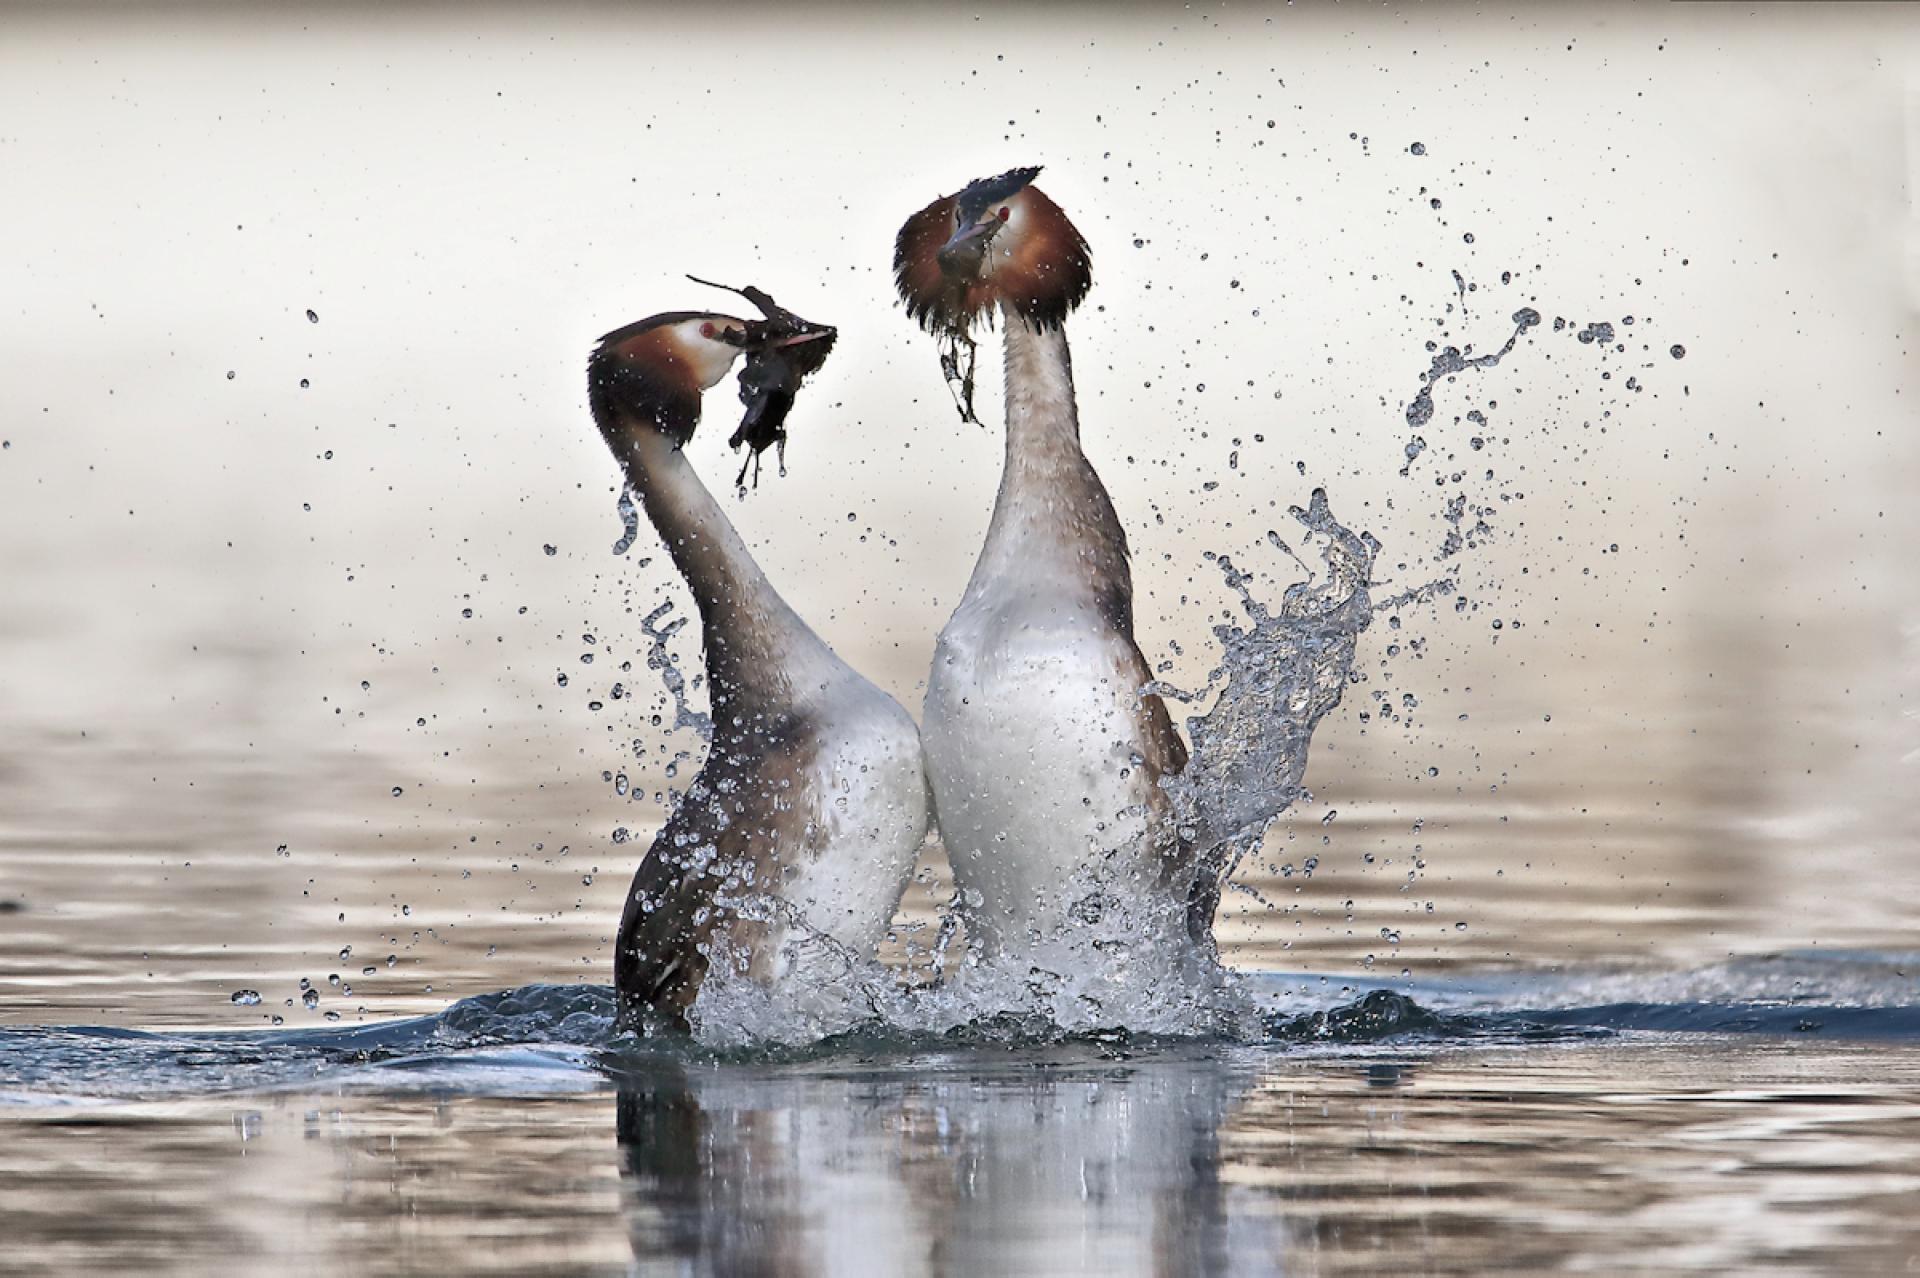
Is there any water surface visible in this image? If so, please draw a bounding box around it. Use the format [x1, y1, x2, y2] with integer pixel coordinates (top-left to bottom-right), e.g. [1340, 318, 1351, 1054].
[4, 970, 1920, 1275]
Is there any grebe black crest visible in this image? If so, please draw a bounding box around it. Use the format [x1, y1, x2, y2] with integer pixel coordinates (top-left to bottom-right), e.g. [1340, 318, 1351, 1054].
[893, 165, 1091, 423]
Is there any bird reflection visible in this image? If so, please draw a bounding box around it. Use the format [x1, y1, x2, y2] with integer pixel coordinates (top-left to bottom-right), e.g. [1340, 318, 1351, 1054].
[611, 1048, 1283, 1276]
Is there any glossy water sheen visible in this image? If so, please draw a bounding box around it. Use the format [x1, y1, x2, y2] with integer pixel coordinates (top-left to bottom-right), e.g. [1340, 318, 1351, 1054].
[2, 1016, 1918, 1275]
[2, 966, 1919, 1274]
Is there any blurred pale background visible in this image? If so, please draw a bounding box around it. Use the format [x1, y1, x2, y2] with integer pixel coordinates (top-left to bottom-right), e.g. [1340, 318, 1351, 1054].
[1, 1, 1915, 1026]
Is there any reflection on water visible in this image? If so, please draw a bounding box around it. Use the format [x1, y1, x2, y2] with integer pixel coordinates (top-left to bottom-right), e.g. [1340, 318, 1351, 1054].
[614, 1047, 1263, 1276]
[2, 1038, 1918, 1275]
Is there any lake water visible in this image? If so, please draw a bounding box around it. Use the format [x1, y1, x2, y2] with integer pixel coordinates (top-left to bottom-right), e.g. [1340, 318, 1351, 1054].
[4, 971, 1920, 1274]
[3, 3, 1919, 1274]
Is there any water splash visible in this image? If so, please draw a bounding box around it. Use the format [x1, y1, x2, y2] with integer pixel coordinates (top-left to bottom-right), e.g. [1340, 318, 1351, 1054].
[611, 485, 641, 556]
[1403, 307, 1542, 428]
[631, 483, 1379, 1049]
[1163, 488, 1377, 901]
[688, 924, 1253, 1048]
[638, 601, 711, 744]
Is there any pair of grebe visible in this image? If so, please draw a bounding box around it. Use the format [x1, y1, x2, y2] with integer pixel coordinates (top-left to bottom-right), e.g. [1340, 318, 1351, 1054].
[588, 170, 1200, 1030]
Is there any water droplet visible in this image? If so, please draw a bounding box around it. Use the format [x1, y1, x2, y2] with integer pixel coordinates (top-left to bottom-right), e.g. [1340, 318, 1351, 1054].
[305, 309, 319, 323]
[301, 988, 319, 1009]
[391, 786, 403, 797]
[1669, 344, 1686, 359]
[230, 989, 261, 1006]
[1409, 141, 1426, 155]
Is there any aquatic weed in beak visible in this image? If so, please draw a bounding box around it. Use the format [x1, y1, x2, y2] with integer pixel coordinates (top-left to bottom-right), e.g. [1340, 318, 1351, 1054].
[940, 325, 982, 427]
[686, 275, 837, 488]
[892, 165, 1088, 426]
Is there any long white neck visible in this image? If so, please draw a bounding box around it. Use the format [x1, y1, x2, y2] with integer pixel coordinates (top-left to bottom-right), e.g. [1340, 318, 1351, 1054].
[966, 313, 1134, 628]
[613, 421, 846, 715]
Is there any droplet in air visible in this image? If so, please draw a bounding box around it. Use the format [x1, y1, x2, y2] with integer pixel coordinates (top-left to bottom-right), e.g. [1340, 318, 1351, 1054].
[1670, 344, 1686, 359]
[306, 309, 319, 323]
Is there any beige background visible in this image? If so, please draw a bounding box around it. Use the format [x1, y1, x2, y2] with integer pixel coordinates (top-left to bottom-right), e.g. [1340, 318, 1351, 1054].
[1, 2, 1915, 1025]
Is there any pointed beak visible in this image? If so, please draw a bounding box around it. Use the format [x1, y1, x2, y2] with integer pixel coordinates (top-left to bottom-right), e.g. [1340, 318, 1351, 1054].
[771, 324, 835, 349]
[937, 217, 999, 279]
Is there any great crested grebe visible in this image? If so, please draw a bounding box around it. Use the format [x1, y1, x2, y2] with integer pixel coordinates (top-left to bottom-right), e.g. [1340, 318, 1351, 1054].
[894, 169, 1201, 961]
[588, 291, 929, 1029]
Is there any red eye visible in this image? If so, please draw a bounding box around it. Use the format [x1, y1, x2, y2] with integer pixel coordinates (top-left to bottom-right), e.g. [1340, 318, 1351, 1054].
[997, 206, 1010, 221]
[699, 322, 716, 338]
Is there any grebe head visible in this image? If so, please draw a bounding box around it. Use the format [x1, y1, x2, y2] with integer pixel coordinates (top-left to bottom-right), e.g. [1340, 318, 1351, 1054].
[893, 165, 1092, 336]
[589, 300, 834, 471]
[588, 312, 756, 446]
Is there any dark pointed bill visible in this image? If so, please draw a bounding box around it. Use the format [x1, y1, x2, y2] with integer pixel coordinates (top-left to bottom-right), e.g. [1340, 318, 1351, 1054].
[686, 276, 837, 488]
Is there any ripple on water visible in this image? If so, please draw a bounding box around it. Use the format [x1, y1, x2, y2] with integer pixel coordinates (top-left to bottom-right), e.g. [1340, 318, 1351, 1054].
[3, 951, 1918, 1101]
